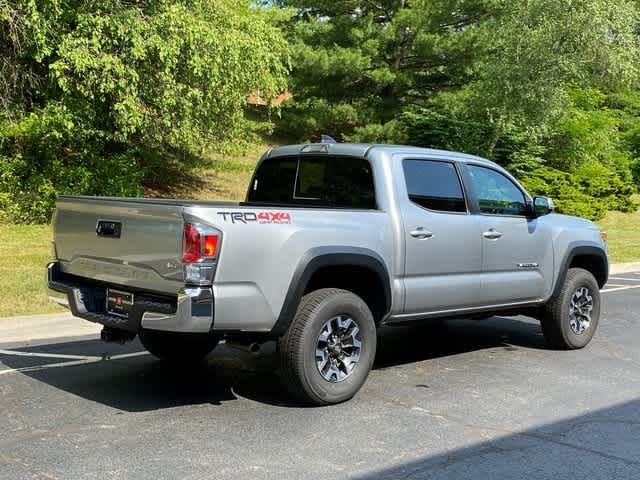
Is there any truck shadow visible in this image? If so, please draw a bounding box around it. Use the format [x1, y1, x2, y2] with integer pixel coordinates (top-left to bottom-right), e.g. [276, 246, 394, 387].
[0, 315, 547, 411]
[374, 315, 547, 369]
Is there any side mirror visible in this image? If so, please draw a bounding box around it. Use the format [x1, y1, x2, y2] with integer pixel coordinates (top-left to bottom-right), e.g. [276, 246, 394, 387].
[533, 196, 554, 217]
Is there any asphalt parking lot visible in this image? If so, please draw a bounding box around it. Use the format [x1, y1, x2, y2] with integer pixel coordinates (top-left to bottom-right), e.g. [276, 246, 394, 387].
[1, 274, 640, 480]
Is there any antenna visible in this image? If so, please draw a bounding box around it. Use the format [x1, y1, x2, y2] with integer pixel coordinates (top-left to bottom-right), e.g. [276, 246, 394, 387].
[320, 134, 337, 144]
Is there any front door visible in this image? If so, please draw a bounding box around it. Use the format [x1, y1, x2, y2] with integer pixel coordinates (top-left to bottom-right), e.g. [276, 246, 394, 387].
[465, 164, 554, 304]
[399, 158, 483, 315]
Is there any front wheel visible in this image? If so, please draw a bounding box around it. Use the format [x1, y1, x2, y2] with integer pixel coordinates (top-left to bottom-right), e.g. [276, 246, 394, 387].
[541, 268, 601, 349]
[278, 288, 377, 405]
[139, 329, 220, 363]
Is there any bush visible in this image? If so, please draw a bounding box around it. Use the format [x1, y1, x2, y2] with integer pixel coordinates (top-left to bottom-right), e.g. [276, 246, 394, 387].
[275, 98, 361, 141]
[519, 164, 637, 220]
[0, 105, 142, 223]
[346, 120, 408, 144]
[402, 88, 639, 221]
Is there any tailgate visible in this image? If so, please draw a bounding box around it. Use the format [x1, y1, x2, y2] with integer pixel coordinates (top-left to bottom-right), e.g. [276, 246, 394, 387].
[53, 197, 186, 294]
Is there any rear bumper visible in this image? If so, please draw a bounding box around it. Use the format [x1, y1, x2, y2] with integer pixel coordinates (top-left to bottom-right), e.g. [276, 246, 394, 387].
[47, 262, 214, 333]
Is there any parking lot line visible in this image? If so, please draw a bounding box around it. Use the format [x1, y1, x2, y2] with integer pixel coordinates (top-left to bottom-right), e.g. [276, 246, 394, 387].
[0, 348, 101, 361]
[602, 285, 640, 293]
[0, 358, 100, 376]
[609, 277, 640, 282]
[108, 351, 149, 360]
[0, 350, 149, 376]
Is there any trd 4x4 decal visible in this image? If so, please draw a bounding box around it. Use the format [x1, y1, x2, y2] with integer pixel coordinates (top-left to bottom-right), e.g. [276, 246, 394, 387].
[217, 211, 292, 224]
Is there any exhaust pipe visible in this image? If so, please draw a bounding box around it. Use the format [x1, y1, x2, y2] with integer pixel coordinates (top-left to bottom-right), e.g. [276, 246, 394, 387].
[225, 340, 261, 354]
[101, 326, 136, 344]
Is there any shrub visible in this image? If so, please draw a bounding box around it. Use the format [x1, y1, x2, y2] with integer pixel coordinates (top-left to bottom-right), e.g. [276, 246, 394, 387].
[519, 164, 637, 221]
[0, 105, 142, 223]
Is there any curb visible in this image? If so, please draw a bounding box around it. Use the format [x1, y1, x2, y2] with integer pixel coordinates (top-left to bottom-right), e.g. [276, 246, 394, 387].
[0, 312, 100, 346]
[609, 262, 640, 275]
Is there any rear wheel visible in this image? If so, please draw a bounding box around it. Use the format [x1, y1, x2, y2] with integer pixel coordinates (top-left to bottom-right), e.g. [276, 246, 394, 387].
[541, 268, 601, 349]
[139, 329, 220, 363]
[278, 288, 376, 405]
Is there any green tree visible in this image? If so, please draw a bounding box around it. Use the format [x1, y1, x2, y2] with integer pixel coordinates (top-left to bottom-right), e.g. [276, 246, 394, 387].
[277, 0, 485, 139]
[0, 0, 290, 223]
[464, 0, 640, 156]
[278, 0, 640, 219]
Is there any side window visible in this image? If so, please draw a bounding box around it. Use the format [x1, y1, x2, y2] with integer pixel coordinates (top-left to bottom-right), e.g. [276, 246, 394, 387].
[467, 165, 528, 216]
[402, 159, 467, 213]
[323, 156, 376, 209]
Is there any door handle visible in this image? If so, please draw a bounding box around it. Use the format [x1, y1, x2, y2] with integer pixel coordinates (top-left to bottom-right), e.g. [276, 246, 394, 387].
[410, 227, 433, 239]
[483, 228, 503, 239]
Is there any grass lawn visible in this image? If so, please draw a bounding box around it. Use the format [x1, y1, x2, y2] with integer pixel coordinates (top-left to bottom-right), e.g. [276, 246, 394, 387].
[598, 200, 640, 264]
[0, 224, 62, 318]
[144, 142, 270, 201]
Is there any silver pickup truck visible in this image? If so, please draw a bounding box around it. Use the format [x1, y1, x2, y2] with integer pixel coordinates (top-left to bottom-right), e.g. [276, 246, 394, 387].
[47, 143, 609, 404]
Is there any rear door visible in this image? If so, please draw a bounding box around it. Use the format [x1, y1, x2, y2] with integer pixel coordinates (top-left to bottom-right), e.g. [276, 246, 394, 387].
[464, 164, 554, 304]
[398, 158, 483, 315]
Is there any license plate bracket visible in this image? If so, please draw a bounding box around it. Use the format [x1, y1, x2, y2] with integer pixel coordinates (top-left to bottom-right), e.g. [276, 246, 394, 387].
[106, 288, 134, 318]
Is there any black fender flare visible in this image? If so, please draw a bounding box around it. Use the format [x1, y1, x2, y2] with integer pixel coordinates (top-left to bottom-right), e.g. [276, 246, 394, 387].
[551, 242, 609, 299]
[269, 246, 392, 337]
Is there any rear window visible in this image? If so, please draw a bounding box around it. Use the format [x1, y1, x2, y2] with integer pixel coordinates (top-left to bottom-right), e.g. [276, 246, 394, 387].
[248, 155, 376, 209]
[402, 159, 466, 213]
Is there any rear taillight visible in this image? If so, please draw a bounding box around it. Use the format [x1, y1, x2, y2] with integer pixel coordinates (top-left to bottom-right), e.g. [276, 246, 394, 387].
[182, 223, 221, 286]
[204, 234, 219, 257]
[182, 224, 202, 263]
[182, 223, 220, 263]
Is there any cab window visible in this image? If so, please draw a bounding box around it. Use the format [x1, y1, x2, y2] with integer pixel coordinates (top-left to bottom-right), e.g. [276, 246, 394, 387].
[402, 159, 467, 213]
[248, 155, 376, 209]
[467, 165, 528, 216]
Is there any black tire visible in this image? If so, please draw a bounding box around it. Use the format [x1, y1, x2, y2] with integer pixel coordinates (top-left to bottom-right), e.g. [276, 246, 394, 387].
[541, 268, 601, 349]
[278, 288, 377, 405]
[138, 329, 220, 363]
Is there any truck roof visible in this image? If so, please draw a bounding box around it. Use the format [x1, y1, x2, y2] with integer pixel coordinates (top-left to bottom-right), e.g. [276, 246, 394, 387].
[265, 143, 500, 169]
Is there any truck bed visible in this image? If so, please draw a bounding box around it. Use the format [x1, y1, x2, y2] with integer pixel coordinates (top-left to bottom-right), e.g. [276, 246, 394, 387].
[58, 195, 242, 207]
